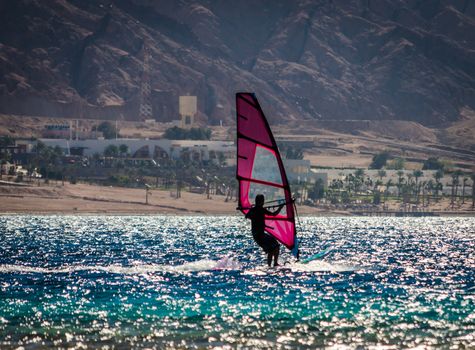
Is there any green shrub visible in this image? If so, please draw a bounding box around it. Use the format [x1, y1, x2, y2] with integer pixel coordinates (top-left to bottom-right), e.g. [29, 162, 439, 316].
[163, 127, 211, 140]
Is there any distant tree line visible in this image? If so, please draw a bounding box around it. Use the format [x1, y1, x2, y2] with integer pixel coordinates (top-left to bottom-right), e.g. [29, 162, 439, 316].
[103, 144, 129, 157]
[370, 151, 449, 173]
[0, 136, 15, 162]
[163, 127, 211, 140]
[3, 134, 475, 210]
[369, 151, 390, 169]
[369, 151, 408, 170]
[422, 157, 445, 171]
[97, 121, 119, 139]
[280, 145, 304, 160]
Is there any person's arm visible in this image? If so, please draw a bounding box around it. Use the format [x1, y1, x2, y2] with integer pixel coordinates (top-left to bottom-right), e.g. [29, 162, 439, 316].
[265, 203, 285, 216]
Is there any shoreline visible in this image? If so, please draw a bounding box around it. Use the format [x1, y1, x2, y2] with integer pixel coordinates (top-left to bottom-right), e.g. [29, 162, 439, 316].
[1, 210, 473, 217]
[1, 182, 473, 217]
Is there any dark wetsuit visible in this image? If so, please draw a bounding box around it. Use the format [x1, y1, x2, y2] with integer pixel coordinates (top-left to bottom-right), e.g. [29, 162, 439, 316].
[245, 206, 279, 253]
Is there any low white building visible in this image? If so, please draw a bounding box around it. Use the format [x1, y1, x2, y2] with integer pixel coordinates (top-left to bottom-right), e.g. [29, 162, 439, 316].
[36, 138, 236, 166]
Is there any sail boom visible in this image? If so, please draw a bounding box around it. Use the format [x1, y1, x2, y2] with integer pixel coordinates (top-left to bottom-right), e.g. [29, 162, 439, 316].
[236, 176, 286, 189]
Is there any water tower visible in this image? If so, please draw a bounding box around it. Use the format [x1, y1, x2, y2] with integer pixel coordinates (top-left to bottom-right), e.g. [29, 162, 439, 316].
[179, 95, 197, 128]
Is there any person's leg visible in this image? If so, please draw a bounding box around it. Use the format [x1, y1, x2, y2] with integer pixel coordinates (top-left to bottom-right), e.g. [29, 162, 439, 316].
[267, 252, 272, 267]
[273, 246, 280, 266]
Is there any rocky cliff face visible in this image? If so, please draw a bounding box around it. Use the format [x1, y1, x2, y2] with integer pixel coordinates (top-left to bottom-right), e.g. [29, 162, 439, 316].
[0, 0, 474, 126]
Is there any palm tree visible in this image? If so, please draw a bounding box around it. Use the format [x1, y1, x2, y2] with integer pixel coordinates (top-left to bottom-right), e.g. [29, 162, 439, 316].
[328, 179, 342, 204]
[413, 169, 423, 185]
[471, 173, 475, 210]
[450, 172, 460, 209]
[344, 173, 351, 194]
[426, 180, 435, 206]
[354, 169, 365, 195]
[104, 145, 119, 157]
[337, 179, 344, 202]
[406, 173, 414, 202]
[413, 170, 423, 204]
[378, 170, 387, 181]
[401, 183, 412, 204]
[397, 170, 404, 199]
[421, 180, 428, 206]
[344, 173, 352, 198]
[366, 176, 373, 191]
[224, 178, 235, 202]
[384, 179, 393, 202]
[452, 170, 463, 206]
[119, 144, 129, 158]
[436, 181, 443, 202]
[374, 179, 383, 189]
[433, 169, 444, 201]
[355, 168, 365, 179]
[462, 177, 468, 204]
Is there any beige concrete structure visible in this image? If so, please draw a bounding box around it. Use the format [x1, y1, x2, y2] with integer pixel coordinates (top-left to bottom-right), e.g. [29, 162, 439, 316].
[179, 95, 197, 128]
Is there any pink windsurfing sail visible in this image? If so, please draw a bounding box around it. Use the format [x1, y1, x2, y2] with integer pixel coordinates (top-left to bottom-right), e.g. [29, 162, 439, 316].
[236, 92, 299, 257]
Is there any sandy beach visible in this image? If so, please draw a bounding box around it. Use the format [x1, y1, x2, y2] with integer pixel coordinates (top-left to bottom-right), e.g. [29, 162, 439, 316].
[0, 182, 232, 214]
[0, 181, 472, 216]
[0, 182, 332, 215]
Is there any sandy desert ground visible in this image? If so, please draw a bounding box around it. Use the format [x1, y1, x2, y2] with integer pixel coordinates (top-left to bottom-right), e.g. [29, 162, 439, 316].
[0, 182, 333, 215]
[0, 182, 472, 216]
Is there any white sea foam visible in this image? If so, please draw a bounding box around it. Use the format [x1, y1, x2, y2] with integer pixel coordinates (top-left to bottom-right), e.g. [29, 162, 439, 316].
[289, 260, 357, 272]
[0, 259, 353, 275]
[0, 256, 242, 275]
[242, 260, 357, 275]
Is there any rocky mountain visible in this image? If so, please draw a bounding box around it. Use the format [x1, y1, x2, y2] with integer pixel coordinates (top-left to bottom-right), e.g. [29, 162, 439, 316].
[0, 0, 474, 126]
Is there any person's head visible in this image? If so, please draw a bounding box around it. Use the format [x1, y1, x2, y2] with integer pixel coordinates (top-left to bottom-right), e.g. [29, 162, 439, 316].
[255, 194, 265, 207]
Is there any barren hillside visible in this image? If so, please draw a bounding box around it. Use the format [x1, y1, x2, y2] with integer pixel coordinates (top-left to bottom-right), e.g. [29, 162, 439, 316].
[0, 0, 474, 126]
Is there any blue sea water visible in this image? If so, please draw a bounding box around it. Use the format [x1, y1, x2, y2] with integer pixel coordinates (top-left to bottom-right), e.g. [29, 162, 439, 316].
[0, 215, 474, 349]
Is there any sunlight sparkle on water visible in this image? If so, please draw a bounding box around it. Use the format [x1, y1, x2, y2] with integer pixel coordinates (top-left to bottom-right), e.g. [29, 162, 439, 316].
[0, 215, 474, 348]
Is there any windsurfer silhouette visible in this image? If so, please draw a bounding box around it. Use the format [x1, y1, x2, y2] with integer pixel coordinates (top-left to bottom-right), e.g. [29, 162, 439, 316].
[245, 194, 285, 267]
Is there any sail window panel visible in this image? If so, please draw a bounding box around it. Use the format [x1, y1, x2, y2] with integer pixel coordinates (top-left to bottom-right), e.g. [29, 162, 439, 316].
[237, 98, 273, 147]
[251, 145, 283, 185]
[248, 181, 288, 217]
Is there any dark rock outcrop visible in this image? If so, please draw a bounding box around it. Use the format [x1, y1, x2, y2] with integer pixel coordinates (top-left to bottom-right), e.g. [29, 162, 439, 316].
[0, 0, 474, 126]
